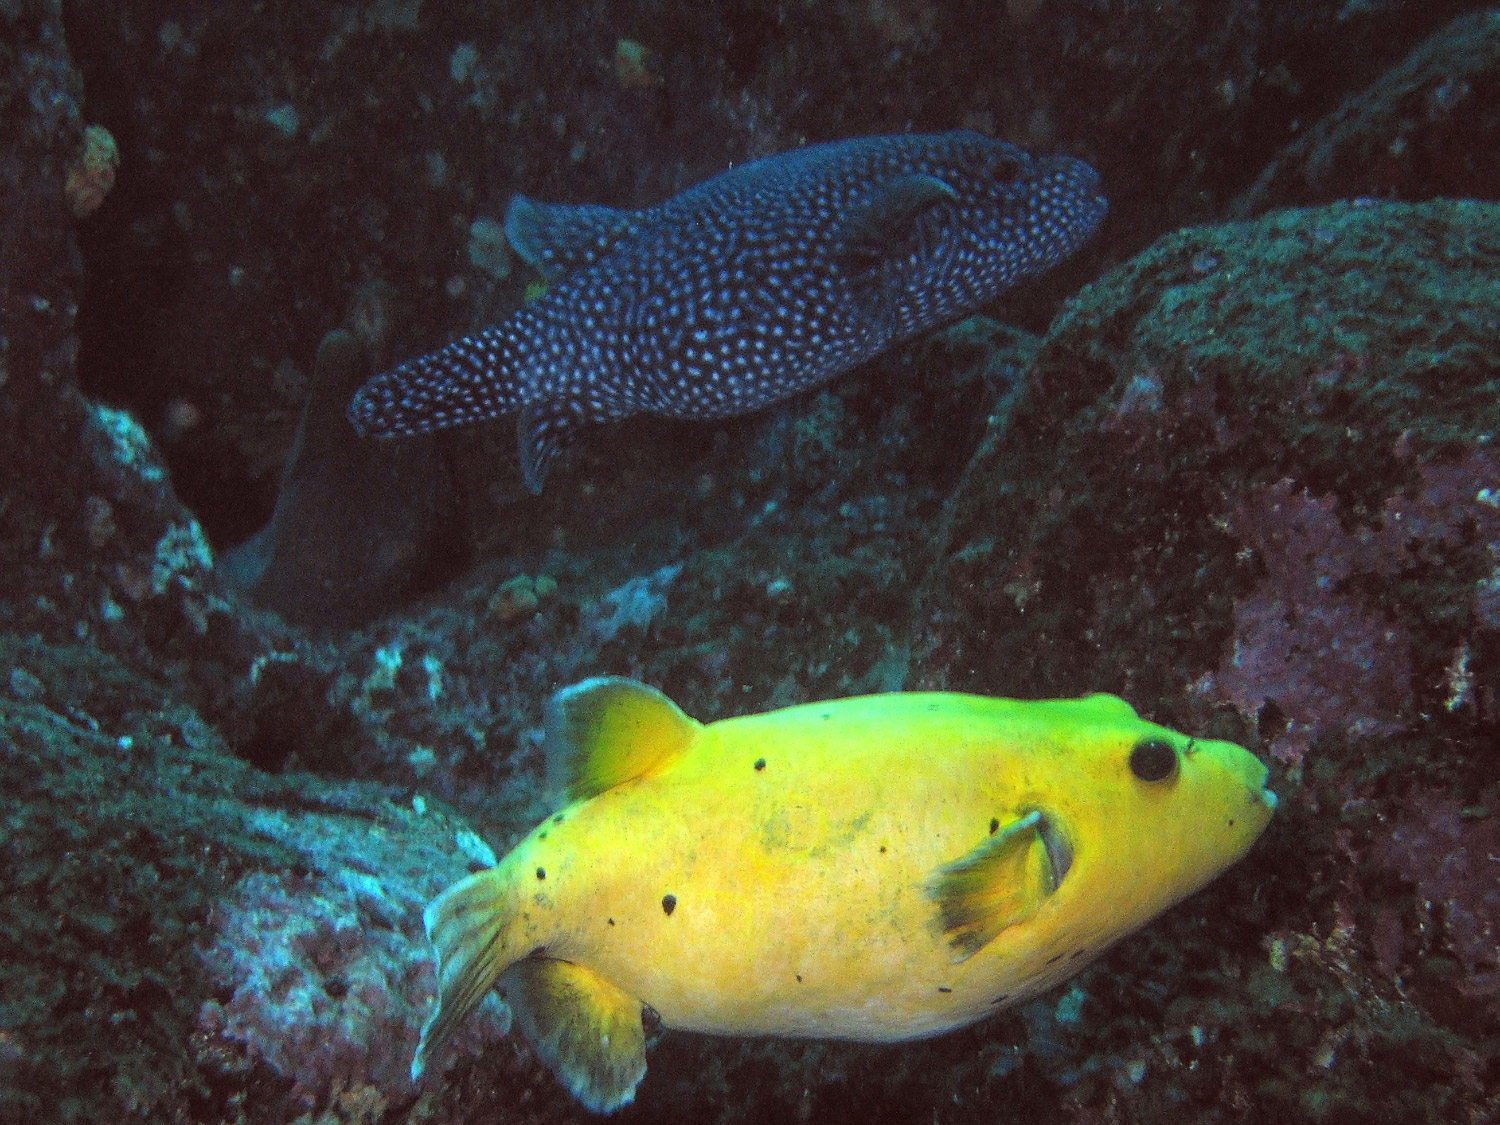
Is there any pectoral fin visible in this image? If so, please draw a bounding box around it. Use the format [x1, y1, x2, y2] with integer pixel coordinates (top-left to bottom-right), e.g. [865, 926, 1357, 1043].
[837, 173, 958, 270]
[927, 810, 1071, 962]
[503, 957, 648, 1114]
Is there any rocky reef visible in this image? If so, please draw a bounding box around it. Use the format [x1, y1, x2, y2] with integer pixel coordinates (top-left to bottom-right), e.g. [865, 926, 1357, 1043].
[2, 1, 1498, 1122]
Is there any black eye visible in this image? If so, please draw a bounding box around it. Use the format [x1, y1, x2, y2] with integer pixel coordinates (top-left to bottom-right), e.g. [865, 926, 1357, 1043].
[992, 155, 1024, 181]
[1129, 738, 1178, 783]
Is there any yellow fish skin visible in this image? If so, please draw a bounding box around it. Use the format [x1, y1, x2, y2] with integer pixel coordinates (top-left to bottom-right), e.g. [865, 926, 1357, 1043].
[413, 677, 1276, 1112]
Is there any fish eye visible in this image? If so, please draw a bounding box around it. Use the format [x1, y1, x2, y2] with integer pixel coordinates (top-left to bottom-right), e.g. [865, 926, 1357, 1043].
[1128, 738, 1178, 783]
[988, 154, 1025, 182]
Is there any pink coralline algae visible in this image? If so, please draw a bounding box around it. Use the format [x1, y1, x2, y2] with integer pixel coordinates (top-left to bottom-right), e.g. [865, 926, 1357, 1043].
[1372, 786, 1500, 1008]
[1207, 479, 1412, 763]
[1206, 452, 1500, 763]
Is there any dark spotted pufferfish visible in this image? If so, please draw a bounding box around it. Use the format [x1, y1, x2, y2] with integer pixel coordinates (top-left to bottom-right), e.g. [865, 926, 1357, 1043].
[348, 131, 1107, 492]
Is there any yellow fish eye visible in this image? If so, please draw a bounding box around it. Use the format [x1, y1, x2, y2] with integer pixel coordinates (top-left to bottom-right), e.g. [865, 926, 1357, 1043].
[1128, 737, 1178, 783]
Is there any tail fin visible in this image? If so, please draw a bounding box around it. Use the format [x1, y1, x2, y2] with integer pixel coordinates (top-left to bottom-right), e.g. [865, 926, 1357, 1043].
[412, 866, 517, 1081]
[348, 328, 528, 438]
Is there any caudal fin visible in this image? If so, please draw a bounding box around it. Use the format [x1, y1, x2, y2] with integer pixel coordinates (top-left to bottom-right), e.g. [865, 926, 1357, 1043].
[412, 866, 518, 1081]
[348, 328, 527, 438]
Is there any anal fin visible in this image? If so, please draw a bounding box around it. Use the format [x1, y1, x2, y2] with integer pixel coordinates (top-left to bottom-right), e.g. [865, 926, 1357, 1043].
[503, 957, 648, 1114]
[518, 393, 632, 494]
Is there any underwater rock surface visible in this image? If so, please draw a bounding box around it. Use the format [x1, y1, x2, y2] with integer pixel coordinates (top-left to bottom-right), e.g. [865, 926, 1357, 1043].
[920, 196, 1500, 1119]
[0, 636, 509, 1123]
[1232, 10, 1500, 217]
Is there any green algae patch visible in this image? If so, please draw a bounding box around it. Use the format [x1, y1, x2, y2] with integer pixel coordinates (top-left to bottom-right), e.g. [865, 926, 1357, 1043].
[0, 639, 275, 1121]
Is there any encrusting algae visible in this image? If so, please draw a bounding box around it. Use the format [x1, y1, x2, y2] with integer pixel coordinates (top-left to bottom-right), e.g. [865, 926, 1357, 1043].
[413, 677, 1276, 1112]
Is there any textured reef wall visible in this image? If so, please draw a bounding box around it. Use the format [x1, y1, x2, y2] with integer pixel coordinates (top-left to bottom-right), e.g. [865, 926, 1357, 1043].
[2, 1, 1499, 1123]
[917, 197, 1500, 1120]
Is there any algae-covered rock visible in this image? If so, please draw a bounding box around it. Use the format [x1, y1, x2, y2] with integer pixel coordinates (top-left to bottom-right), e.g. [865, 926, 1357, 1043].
[0, 635, 508, 1123]
[923, 198, 1500, 719]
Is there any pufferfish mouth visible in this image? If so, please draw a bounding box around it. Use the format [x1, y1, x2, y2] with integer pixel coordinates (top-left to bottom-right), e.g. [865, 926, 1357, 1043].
[1033, 810, 1074, 894]
[1249, 760, 1279, 812]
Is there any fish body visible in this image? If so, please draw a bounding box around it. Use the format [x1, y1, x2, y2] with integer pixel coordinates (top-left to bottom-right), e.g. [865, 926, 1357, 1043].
[415, 678, 1275, 1112]
[349, 131, 1106, 491]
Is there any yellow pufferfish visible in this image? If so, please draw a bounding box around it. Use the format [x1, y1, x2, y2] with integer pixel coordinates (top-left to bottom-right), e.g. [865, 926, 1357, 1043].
[414, 677, 1276, 1112]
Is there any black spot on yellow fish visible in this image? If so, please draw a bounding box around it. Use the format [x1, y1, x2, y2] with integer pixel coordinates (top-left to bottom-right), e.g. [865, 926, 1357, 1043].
[937, 986, 952, 994]
[754, 758, 766, 771]
[607, 918, 615, 926]
[536, 867, 546, 880]
[989, 817, 999, 834]
[553, 814, 565, 824]
[538, 831, 548, 840]
[796, 974, 803, 983]
[662, 894, 677, 916]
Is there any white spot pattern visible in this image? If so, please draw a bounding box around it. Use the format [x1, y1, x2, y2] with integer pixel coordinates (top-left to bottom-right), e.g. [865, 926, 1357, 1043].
[348, 130, 1106, 492]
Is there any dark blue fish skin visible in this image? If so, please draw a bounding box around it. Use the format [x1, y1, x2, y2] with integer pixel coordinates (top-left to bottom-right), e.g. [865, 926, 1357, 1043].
[349, 131, 1106, 492]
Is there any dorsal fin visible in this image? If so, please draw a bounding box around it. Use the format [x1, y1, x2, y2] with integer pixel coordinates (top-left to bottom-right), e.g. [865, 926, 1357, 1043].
[545, 677, 700, 803]
[503, 196, 641, 282]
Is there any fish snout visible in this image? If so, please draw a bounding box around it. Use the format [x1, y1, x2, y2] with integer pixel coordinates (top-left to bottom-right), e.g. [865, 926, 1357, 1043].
[1032, 155, 1108, 249]
[1240, 758, 1278, 830]
[1254, 769, 1279, 814]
